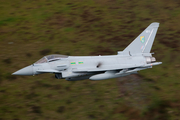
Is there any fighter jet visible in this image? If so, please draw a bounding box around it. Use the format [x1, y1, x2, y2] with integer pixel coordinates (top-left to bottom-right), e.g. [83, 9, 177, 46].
[12, 22, 162, 81]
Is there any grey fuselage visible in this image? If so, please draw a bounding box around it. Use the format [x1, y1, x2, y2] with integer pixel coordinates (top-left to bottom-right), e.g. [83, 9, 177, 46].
[12, 22, 162, 80]
[31, 53, 159, 80]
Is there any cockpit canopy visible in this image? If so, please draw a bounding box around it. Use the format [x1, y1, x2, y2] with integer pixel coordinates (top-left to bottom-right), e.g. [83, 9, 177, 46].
[35, 54, 68, 64]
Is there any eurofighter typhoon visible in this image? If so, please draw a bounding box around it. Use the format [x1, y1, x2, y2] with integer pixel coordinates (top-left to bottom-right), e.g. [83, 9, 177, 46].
[12, 22, 162, 81]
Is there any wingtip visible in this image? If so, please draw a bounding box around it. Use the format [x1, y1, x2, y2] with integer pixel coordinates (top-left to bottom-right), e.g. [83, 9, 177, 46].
[150, 22, 160, 27]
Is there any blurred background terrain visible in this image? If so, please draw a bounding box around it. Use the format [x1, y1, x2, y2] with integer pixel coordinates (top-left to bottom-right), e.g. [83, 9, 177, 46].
[0, 0, 180, 119]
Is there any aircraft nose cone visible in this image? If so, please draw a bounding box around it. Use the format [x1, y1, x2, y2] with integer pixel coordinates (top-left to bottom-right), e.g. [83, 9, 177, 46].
[12, 65, 33, 76]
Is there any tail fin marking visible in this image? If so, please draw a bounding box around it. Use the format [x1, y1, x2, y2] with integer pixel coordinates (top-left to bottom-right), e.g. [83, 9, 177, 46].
[123, 22, 159, 55]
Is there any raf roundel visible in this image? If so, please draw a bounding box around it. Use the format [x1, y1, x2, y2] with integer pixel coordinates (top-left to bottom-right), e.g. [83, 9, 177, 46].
[140, 36, 145, 43]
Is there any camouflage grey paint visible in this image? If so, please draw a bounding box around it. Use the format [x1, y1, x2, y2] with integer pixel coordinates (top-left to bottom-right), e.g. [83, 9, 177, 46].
[123, 22, 159, 54]
[12, 22, 162, 81]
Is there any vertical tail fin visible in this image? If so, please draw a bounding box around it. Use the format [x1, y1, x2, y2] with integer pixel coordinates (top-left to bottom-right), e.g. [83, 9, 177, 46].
[123, 22, 159, 55]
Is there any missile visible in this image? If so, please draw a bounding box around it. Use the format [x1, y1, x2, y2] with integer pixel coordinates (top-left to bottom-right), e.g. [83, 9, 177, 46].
[116, 67, 148, 75]
[89, 72, 115, 80]
[89, 71, 134, 80]
[90, 62, 162, 80]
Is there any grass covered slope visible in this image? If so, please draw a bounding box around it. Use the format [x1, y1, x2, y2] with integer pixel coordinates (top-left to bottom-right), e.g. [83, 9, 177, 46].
[0, 0, 180, 119]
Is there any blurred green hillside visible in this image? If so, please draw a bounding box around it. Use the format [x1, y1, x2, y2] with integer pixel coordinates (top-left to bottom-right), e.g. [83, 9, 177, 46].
[0, 0, 180, 119]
